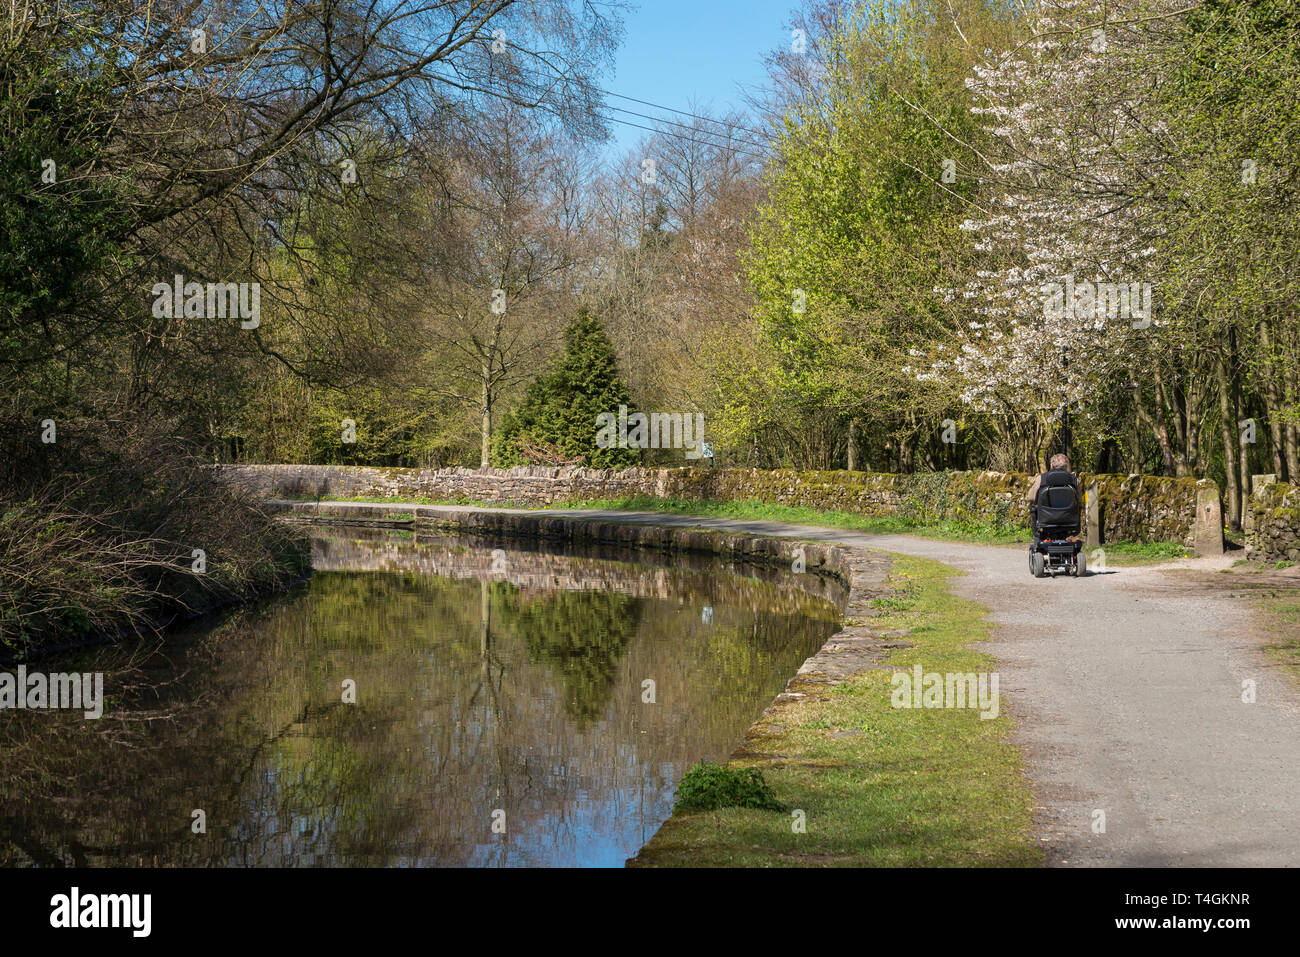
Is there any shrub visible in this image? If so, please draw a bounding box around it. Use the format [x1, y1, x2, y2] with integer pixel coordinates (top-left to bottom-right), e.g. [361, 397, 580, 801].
[0, 415, 307, 658]
[673, 761, 787, 812]
[491, 309, 641, 469]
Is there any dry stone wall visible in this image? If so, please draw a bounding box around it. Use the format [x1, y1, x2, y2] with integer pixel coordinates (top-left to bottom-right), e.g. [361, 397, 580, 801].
[1247, 482, 1300, 562]
[215, 463, 1226, 547]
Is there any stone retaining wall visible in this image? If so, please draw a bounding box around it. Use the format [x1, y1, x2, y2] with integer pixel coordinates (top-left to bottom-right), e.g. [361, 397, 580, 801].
[217, 463, 1222, 548]
[272, 501, 900, 732]
[269, 500, 856, 587]
[309, 529, 849, 617]
[1247, 482, 1300, 563]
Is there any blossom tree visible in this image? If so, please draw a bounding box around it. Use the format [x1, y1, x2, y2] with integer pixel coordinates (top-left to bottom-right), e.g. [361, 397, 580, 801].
[920, 0, 1176, 467]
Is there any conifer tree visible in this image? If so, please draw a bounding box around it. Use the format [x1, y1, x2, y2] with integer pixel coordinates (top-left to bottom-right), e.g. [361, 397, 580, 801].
[491, 310, 640, 468]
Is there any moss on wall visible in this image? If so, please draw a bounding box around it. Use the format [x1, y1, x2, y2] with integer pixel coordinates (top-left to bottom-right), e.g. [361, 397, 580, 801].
[1080, 472, 1205, 546]
[213, 464, 1236, 546]
[1248, 482, 1300, 562]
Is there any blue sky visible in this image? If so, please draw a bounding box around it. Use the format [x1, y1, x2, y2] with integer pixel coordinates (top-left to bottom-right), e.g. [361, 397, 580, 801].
[598, 0, 801, 157]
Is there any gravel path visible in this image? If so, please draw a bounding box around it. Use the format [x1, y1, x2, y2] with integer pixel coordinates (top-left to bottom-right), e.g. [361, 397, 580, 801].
[517, 508, 1300, 867]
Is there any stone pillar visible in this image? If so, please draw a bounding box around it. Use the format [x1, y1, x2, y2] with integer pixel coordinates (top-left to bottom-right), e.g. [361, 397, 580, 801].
[1250, 473, 1277, 496]
[1085, 480, 1101, 547]
[1245, 475, 1277, 538]
[1194, 482, 1224, 555]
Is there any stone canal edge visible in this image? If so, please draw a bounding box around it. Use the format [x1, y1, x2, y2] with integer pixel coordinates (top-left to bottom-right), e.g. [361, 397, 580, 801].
[265, 502, 910, 746]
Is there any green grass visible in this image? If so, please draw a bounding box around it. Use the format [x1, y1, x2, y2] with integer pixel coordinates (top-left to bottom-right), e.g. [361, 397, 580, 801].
[544, 495, 1031, 544]
[1095, 540, 1192, 566]
[630, 554, 1041, 868]
[1251, 590, 1300, 681]
[288, 492, 1190, 563]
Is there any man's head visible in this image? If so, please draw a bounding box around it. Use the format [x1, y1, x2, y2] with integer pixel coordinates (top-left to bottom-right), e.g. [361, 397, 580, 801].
[1049, 453, 1069, 471]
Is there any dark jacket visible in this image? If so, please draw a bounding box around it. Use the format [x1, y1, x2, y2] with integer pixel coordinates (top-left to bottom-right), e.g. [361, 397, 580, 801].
[1026, 468, 1078, 505]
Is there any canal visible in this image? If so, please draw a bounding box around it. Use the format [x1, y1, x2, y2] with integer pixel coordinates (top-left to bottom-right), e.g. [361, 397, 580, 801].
[0, 527, 843, 867]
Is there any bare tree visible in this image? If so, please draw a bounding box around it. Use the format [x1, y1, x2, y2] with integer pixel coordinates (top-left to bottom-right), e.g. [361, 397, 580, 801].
[418, 100, 591, 465]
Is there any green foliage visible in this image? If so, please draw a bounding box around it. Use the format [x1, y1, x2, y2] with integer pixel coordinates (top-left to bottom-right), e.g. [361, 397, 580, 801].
[491, 310, 641, 468]
[0, 23, 133, 375]
[711, 0, 1015, 466]
[1103, 541, 1188, 560]
[500, 585, 641, 726]
[673, 761, 787, 812]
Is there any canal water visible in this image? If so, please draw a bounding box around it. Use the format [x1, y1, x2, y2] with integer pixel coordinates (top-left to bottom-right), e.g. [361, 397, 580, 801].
[0, 528, 843, 867]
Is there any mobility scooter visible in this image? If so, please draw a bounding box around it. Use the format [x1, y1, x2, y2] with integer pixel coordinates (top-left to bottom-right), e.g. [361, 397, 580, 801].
[1029, 475, 1085, 578]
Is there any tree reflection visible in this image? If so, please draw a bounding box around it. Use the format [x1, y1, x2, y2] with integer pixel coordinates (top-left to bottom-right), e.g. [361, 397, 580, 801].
[491, 584, 641, 726]
[0, 535, 838, 867]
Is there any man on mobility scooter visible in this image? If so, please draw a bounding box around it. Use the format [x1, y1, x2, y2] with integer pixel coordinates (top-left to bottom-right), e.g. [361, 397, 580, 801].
[1026, 453, 1085, 578]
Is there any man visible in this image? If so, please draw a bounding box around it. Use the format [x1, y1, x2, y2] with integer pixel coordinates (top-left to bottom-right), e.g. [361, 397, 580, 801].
[1027, 453, 1080, 539]
[1026, 453, 1078, 507]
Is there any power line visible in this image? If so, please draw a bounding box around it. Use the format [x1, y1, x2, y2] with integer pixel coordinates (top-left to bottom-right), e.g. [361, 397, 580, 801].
[595, 87, 770, 141]
[462, 71, 774, 159]
[574, 83, 773, 159]
[604, 101, 771, 154]
[546, 88, 773, 157]
[595, 110, 769, 161]
[467, 75, 772, 161]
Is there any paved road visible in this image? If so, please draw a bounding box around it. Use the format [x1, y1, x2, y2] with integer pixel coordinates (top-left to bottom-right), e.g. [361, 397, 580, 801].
[492, 507, 1300, 867]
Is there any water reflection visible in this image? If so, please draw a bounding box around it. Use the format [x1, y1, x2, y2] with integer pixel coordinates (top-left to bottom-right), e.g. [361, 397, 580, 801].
[0, 530, 843, 867]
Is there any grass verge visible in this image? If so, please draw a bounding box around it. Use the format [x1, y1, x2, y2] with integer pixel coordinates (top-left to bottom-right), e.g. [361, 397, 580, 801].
[1095, 540, 1193, 566]
[1223, 577, 1300, 681]
[287, 493, 1190, 564]
[1260, 595, 1300, 680]
[629, 553, 1042, 867]
[287, 493, 1029, 543]
[548, 496, 1030, 544]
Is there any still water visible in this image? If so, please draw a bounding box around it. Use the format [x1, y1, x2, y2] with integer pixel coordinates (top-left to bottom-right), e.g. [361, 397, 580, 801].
[0, 528, 843, 867]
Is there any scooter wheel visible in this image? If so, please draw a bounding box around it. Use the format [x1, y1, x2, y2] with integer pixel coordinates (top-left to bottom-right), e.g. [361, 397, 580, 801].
[1030, 551, 1046, 578]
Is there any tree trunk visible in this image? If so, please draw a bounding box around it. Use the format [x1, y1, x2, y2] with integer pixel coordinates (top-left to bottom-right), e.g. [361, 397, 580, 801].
[847, 418, 859, 471]
[1216, 350, 1241, 530]
[1240, 409, 1251, 505]
[1151, 374, 1176, 476]
[1287, 419, 1300, 485]
[1257, 319, 1286, 479]
[1232, 329, 1250, 513]
[898, 413, 916, 472]
[480, 364, 492, 469]
[1266, 401, 1284, 479]
[1156, 373, 1189, 476]
[1130, 402, 1143, 473]
[1184, 375, 1202, 476]
[1130, 382, 1167, 474]
[1284, 353, 1300, 483]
